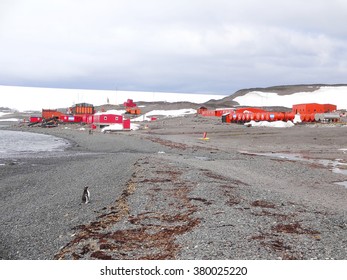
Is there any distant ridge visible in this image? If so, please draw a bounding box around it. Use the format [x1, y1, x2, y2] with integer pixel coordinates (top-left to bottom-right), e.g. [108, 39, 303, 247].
[0, 107, 13, 112]
[204, 84, 347, 108]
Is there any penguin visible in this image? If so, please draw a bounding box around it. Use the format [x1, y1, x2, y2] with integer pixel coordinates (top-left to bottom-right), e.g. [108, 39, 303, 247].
[82, 186, 90, 204]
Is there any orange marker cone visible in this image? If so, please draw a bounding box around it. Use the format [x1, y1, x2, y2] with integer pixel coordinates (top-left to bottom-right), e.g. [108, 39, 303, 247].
[199, 132, 209, 141]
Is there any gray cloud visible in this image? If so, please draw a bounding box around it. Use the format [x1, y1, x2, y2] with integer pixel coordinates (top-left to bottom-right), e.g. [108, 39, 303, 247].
[0, 0, 346, 94]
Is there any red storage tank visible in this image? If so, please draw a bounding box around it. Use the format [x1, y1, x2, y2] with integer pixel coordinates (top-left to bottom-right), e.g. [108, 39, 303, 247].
[284, 112, 295, 121]
[232, 113, 237, 122]
[268, 113, 276, 121]
[222, 113, 231, 123]
[276, 112, 285, 121]
[301, 114, 315, 122]
[301, 114, 312, 122]
[215, 110, 223, 117]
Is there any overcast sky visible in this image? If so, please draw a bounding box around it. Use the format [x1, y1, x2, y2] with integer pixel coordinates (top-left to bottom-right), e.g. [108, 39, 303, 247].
[1, 0, 346, 95]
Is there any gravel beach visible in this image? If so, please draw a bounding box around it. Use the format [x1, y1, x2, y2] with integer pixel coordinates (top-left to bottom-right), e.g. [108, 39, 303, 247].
[1, 115, 346, 260]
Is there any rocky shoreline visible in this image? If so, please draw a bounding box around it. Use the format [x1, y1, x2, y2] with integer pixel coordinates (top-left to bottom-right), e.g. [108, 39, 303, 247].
[1, 115, 346, 259]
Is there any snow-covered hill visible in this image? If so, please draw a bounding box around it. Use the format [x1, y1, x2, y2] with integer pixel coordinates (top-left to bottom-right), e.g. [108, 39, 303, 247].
[0, 85, 226, 112]
[2, 84, 347, 112]
[232, 86, 347, 110]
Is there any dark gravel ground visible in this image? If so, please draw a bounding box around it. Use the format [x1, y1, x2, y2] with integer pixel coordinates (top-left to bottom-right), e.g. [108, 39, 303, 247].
[0, 127, 162, 259]
[1, 116, 346, 260]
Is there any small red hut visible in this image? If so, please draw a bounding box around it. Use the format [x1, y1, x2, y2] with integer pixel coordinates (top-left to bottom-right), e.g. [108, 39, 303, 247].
[93, 114, 123, 125]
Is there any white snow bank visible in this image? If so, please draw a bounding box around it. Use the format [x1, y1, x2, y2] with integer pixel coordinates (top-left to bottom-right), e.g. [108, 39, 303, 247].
[0, 112, 11, 117]
[293, 114, 302, 124]
[132, 109, 197, 122]
[0, 85, 226, 112]
[101, 123, 140, 132]
[0, 118, 20, 122]
[245, 120, 295, 128]
[234, 86, 347, 109]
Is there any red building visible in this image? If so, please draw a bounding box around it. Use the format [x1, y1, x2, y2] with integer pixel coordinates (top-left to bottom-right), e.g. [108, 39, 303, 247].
[201, 110, 217, 117]
[236, 107, 266, 114]
[93, 114, 123, 125]
[215, 108, 235, 117]
[42, 109, 63, 119]
[292, 103, 336, 114]
[29, 116, 42, 123]
[74, 114, 90, 123]
[197, 106, 208, 114]
[123, 99, 137, 108]
[87, 115, 94, 124]
[123, 119, 131, 130]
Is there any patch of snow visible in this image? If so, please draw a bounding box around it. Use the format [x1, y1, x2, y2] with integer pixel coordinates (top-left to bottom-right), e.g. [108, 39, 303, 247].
[0, 118, 20, 122]
[0, 112, 12, 117]
[132, 108, 196, 122]
[335, 181, 347, 189]
[101, 124, 123, 132]
[293, 114, 302, 124]
[101, 123, 140, 132]
[244, 120, 295, 128]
